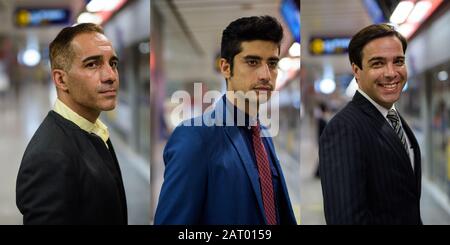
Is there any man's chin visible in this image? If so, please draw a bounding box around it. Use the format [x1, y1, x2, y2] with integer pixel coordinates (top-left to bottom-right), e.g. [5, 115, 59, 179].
[99, 103, 116, 111]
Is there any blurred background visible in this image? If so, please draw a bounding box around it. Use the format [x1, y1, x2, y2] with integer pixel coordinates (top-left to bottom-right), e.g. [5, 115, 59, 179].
[0, 0, 150, 224]
[1, 0, 448, 226]
[149, 0, 301, 224]
[301, 0, 450, 224]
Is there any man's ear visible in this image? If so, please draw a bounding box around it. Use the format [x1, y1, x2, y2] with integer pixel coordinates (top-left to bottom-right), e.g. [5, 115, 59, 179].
[219, 58, 231, 79]
[351, 63, 361, 82]
[52, 69, 69, 92]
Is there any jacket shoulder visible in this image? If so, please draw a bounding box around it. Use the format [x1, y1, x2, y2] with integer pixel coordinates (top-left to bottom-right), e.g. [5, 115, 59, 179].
[23, 111, 81, 158]
[174, 115, 224, 138]
[327, 102, 364, 128]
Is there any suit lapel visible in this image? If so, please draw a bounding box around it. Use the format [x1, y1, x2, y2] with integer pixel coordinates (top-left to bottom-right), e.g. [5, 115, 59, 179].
[399, 114, 422, 192]
[262, 131, 283, 177]
[223, 126, 267, 221]
[352, 92, 413, 173]
[216, 96, 267, 221]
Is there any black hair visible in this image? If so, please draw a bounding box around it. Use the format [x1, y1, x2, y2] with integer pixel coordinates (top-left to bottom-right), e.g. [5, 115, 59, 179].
[220, 15, 283, 76]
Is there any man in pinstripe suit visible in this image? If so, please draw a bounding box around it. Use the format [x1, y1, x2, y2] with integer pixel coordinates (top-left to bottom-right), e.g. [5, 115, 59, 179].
[319, 24, 422, 225]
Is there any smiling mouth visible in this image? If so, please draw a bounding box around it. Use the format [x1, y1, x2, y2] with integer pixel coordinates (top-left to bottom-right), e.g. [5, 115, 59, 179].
[382, 83, 397, 88]
[379, 82, 400, 89]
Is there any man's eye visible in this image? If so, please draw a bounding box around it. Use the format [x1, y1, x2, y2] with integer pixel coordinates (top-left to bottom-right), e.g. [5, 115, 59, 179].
[247, 60, 258, 66]
[268, 61, 278, 69]
[110, 61, 118, 69]
[394, 60, 405, 66]
[86, 62, 98, 68]
[371, 61, 383, 67]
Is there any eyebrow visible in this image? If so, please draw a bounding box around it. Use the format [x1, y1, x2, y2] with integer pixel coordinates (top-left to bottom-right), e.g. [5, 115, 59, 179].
[82, 55, 102, 63]
[367, 55, 405, 63]
[82, 55, 119, 63]
[268, 57, 280, 62]
[243, 55, 262, 61]
[243, 55, 280, 62]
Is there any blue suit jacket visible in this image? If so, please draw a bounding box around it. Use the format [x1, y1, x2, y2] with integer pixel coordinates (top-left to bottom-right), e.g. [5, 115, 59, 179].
[154, 96, 296, 225]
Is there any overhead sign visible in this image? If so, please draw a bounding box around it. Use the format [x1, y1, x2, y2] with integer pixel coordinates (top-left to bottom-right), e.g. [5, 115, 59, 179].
[309, 37, 351, 55]
[15, 8, 71, 27]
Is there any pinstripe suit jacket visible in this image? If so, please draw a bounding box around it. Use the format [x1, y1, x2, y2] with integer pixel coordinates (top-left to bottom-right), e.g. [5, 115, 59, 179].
[319, 91, 422, 225]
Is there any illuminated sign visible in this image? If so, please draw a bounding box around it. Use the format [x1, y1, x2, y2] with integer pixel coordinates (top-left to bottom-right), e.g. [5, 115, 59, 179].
[15, 8, 70, 27]
[309, 37, 351, 55]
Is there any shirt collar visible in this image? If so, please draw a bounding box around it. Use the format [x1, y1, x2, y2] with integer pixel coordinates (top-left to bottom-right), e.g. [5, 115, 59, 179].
[357, 88, 396, 118]
[53, 98, 110, 145]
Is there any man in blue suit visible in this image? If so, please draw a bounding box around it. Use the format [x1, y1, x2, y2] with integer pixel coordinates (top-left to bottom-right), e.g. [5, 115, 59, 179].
[154, 16, 297, 225]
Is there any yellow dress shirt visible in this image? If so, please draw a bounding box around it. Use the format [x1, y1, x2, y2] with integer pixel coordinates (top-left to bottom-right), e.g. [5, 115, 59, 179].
[53, 99, 110, 147]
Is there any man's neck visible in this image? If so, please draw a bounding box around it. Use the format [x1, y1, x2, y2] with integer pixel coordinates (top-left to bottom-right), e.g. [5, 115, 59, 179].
[58, 96, 100, 123]
[225, 92, 259, 118]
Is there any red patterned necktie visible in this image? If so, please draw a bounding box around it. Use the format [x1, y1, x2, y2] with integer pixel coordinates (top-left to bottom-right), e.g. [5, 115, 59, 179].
[251, 122, 277, 225]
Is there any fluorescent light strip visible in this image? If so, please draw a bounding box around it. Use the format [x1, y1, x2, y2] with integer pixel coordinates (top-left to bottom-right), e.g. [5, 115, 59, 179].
[289, 42, 301, 57]
[390, 1, 415, 24]
[407, 0, 432, 23]
[397, 23, 415, 38]
[77, 12, 102, 24]
[87, 0, 122, 12]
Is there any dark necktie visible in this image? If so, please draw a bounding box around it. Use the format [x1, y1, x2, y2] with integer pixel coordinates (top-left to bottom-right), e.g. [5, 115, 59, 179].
[251, 123, 277, 225]
[387, 109, 409, 155]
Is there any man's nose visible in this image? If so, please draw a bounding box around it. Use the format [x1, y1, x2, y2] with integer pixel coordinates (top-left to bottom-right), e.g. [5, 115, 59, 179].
[384, 63, 397, 79]
[257, 63, 271, 83]
[101, 64, 117, 84]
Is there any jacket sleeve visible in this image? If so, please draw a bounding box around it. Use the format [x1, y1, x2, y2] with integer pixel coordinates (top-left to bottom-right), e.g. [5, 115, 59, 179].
[154, 125, 208, 224]
[16, 150, 79, 225]
[319, 117, 372, 224]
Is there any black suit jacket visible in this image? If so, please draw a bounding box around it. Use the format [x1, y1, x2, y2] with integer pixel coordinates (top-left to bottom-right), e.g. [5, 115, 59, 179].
[16, 111, 128, 225]
[319, 91, 422, 225]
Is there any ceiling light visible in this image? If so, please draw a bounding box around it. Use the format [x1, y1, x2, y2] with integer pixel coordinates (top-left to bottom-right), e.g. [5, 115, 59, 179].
[390, 1, 414, 24]
[437, 71, 448, 81]
[77, 12, 102, 24]
[406, 0, 432, 23]
[397, 23, 415, 38]
[22, 48, 41, 67]
[289, 42, 300, 57]
[87, 0, 122, 12]
[318, 79, 336, 95]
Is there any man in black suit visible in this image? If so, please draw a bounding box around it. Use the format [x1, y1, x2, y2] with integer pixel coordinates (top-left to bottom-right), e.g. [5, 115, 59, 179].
[16, 23, 127, 225]
[319, 24, 422, 225]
